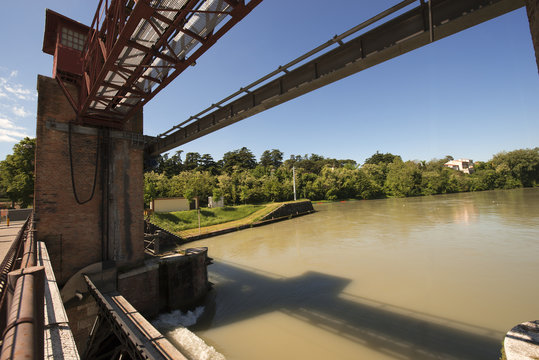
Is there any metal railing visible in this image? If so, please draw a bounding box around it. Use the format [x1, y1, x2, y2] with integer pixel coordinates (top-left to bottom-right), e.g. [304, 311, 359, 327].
[0, 214, 45, 360]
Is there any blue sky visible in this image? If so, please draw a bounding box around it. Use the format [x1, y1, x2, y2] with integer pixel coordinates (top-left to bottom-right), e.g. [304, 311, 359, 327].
[0, 0, 537, 163]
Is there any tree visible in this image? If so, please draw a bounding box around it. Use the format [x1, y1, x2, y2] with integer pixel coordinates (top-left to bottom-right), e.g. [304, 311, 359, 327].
[364, 151, 401, 165]
[384, 159, 422, 197]
[157, 150, 183, 176]
[0, 138, 36, 208]
[222, 147, 257, 173]
[143, 171, 169, 206]
[491, 148, 539, 187]
[184, 152, 202, 171]
[199, 154, 218, 174]
[260, 149, 283, 168]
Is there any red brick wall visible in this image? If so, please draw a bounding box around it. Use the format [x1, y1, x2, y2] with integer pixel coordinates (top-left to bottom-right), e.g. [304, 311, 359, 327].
[35, 75, 102, 285]
[35, 75, 144, 285]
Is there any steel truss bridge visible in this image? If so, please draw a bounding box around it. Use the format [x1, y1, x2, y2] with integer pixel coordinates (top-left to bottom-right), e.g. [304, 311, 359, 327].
[53, 0, 526, 153]
[146, 0, 525, 155]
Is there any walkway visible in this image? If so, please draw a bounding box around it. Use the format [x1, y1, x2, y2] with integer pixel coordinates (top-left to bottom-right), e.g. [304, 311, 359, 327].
[0, 220, 26, 258]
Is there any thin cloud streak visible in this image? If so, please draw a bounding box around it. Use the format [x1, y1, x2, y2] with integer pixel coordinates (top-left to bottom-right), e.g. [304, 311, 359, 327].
[12, 106, 30, 117]
[0, 117, 25, 130]
[0, 69, 35, 145]
[0, 76, 36, 101]
[0, 128, 30, 141]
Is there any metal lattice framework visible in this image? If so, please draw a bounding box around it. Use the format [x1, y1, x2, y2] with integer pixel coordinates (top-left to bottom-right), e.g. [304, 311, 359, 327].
[78, 0, 261, 128]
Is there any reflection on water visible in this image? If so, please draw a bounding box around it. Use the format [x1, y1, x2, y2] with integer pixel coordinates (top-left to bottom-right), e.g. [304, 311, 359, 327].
[162, 188, 539, 360]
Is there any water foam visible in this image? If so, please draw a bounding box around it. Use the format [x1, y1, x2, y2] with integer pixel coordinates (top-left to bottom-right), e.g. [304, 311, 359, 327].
[152, 307, 225, 360]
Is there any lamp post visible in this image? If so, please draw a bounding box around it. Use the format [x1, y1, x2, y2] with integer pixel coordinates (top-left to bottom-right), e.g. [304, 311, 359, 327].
[292, 166, 297, 201]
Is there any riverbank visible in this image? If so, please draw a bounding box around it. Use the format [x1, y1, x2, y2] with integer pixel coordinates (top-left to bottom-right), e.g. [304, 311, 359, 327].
[148, 200, 315, 244]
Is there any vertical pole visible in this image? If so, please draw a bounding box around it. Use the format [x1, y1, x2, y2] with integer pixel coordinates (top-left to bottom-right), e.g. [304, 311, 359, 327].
[428, 0, 434, 43]
[198, 208, 201, 235]
[292, 166, 297, 201]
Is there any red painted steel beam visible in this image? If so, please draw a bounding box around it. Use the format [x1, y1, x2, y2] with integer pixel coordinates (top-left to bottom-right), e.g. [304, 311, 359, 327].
[78, 0, 262, 126]
[98, 0, 205, 115]
[122, 0, 263, 121]
[80, 0, 154, 117]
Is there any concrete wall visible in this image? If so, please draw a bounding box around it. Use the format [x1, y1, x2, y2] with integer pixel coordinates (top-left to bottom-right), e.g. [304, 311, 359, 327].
[117, 263, 160, 318]
[151, 198, 190, 212]
[7, 209, 32, 221]
[159, 249, 210, 311]
[64, 295, 98, 355]
[259, 200, 315, 222]
[34, 75, 144, 285]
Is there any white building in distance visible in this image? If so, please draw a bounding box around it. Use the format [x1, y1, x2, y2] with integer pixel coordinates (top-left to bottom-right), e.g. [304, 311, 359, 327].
[444, 159, 475, 174]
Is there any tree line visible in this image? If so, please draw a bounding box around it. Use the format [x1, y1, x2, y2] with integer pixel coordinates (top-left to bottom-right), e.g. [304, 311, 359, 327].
[144, 147, 539, 207]
[0, 138, 537, 208]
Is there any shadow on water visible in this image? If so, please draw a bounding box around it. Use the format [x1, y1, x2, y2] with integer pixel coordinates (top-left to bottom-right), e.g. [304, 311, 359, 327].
[193, 260, 504, 360]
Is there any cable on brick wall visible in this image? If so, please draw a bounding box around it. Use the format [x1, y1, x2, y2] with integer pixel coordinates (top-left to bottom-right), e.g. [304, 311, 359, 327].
[68, 122, 101, 205]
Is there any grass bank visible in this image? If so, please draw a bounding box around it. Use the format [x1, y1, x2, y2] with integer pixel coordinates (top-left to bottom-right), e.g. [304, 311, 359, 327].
[149, 205, 264, 233]
[149, 201, 310, 239]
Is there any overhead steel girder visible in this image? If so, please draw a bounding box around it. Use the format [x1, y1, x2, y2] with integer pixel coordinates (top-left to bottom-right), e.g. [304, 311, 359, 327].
[147, 0, 525, 156]
[79, 0, 262, 126]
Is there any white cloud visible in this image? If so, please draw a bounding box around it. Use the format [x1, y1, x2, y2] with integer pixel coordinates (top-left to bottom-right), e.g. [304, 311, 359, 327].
[3, 85, 33, 101]
[0, 117, 29, 143]
[12, 106, 30, 117]
[0, 117, 25, 130]
[0, 76, 35, 101]
[0, 128, 30, 142]
[0, 133, 20, 143]
[0, 69, 34, 144]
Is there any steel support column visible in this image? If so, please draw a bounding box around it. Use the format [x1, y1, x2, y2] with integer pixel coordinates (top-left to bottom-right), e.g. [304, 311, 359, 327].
[525, 0, 539, 73]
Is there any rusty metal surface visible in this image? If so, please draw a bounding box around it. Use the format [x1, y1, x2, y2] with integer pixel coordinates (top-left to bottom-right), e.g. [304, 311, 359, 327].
[84, 275, 188, 360]
[147, 0, 525, 155]
[0, 214, 50, 360]
[0, 266, 45, 360]
[0, 216, 31, 331]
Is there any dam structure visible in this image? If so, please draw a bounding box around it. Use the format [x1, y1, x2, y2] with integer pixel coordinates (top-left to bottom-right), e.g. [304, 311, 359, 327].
[0, 0, 537, 358]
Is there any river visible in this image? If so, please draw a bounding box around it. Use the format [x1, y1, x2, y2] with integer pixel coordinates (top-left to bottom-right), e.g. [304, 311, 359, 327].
[158, 188, 539, 360]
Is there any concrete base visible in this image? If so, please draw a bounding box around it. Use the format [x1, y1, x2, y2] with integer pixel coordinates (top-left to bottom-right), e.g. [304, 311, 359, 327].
[505, 321, 539, 360]
[62, 248, 211, 352]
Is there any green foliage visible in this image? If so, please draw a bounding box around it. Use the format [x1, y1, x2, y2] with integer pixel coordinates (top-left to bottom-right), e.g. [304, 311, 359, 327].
[384, 160, 422, 197]
[260, 149, 283, 168]
[364, 151, 401, 165]
[144, 171, 169, 205]
[144, 146, 539, 205]
[491, 148, 539, 187]
[157, 150, 184, 177]
[0, 138, 35, 208]
[222, 147, 257, 173]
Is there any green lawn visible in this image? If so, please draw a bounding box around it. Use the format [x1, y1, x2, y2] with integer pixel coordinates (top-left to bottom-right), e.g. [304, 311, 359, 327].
[149, 205, 264, 233]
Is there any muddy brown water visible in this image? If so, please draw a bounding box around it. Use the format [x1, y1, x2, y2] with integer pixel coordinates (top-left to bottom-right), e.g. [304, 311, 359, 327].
[160, 188, 539, 360]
